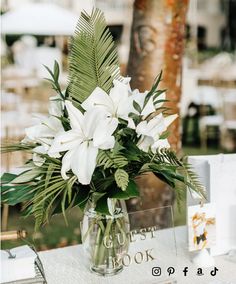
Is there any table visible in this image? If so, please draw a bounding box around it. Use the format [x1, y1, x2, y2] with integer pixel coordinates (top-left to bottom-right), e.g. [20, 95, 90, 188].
[39, 226, 236, 284]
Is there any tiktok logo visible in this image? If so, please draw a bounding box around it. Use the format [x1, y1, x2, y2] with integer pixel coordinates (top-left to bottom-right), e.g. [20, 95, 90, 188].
[210, 267, 219, 276]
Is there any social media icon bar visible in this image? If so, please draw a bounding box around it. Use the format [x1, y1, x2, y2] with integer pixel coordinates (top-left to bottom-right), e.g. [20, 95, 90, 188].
[152, 266, 219, 277]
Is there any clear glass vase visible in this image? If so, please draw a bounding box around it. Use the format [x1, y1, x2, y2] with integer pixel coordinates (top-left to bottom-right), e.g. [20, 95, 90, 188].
[81, 200, 129, 276]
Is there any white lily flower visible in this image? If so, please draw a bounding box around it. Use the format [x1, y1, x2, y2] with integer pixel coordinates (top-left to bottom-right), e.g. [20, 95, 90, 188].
[25, 115, 63, 145]
[49, 101, 118, 184]
[81, 80, 132, 122]
[136, 113, 177, 153]
[23, 112, 64, 167]
[82, 79, 166, 131]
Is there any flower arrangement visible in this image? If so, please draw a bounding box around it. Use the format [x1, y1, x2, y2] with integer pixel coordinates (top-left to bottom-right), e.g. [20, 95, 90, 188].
[1, 9, 204, 232]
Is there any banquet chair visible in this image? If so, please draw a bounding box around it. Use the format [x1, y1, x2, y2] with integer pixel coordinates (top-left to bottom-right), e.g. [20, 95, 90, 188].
[198, 86, 223, 148]
[220, 90, 236, 151]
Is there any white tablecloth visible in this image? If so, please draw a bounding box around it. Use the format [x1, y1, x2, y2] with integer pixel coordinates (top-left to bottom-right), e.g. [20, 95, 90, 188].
[39, 226, 236, 284]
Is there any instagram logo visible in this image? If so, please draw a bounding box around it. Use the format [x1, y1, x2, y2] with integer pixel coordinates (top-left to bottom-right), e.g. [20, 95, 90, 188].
[152, 267, 161, 276]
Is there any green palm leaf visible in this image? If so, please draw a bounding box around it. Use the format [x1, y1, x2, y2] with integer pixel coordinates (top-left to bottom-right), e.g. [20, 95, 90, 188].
[69, 8, 121, 103]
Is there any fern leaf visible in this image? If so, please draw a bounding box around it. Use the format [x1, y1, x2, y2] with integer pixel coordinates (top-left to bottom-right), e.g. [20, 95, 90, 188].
[97, 150, 128, 169]
[69, 8, 121, 103]
[114, 169, 129, 191]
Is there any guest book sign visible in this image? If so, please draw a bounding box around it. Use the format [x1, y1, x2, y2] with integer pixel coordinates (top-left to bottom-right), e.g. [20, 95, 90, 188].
[101, 206, 177, 283]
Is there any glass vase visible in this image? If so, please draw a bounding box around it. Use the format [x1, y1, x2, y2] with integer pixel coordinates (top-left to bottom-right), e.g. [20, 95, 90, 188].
[81, 200, 129, 276]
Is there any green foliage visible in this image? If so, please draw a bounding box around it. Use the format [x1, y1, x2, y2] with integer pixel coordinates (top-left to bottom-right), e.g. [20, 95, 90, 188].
[109, 180, 139, 199]
[141, 148, 205, 201]
[97, 150, 128, 169]
[1, 158, 78, 229]
[143, 71, 163, 108]
[95, 195, 110, 215]
[133, 100, 142, 114]
[114, 169, 129, 191]
[44, 61, 66, 100]
[68, 8, 121, 103]
[1, 143, 35, 154]
[11, 168, 42, 183]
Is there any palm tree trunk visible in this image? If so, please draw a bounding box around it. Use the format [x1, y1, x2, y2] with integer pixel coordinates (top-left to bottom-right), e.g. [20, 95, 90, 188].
[127, 0, 189, 150]
[126, 0, 189, 220]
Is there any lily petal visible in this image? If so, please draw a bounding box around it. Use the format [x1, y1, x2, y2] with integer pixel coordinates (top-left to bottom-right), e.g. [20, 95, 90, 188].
[121, 76, 131, 85]
[83, 109, 107, 139]
[151, 138, 170, 153]
[127, 118, 136, 129]
[136, 120, 148, 136]
[65, 101, 84, 131]
[81, 87, 113, 112]
[109, 80, 130, 106]
[49, 130, 82, 155]
[93, 117, 118, 149]
[61, 149, 75, 180]
[25, 116, 63, 145]
[71, 141, 98, 185]
[137, 136, 154, 152]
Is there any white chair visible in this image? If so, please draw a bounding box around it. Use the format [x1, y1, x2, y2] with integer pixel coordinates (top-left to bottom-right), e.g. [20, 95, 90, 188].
[220, 89, 236, 151]
[197, 86, 223, 148]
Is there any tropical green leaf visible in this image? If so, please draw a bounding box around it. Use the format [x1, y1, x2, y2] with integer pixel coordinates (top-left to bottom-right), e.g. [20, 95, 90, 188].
[109, 180, 139, 199]
[95, 195, 110, 215]
[11, 168, 42, 183]
[44, 61, 64, 99]
[68, 8, 121, 103]
[133, 100, 142, 113]
[159, 131, 169, 140]
[1, 143, 35, 154]
[143, 71, 163, 107]
[114, 169, 129, 191]
[1, 173, 18, 184]
[1, 184, 35, 205]
[97, 150, 128, 169]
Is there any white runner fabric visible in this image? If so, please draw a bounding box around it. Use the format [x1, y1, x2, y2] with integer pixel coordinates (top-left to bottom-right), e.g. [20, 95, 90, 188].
[39, 226, 236, 284]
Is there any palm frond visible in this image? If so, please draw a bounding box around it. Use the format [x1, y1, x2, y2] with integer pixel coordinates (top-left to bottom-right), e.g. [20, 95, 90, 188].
[68, 8, 121, 103]
[1, 143, 35, 153]
[151, 148, 206, 199]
